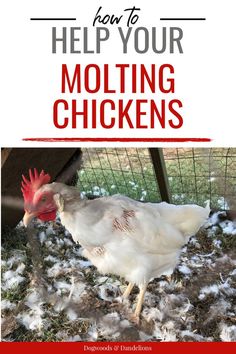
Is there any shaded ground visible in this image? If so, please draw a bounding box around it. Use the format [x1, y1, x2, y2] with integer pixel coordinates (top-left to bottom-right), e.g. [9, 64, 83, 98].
[1, 212, 236, 342]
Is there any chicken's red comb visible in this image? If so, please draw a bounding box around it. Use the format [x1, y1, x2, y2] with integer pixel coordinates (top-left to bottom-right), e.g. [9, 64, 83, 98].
[21, 168, 51, 204]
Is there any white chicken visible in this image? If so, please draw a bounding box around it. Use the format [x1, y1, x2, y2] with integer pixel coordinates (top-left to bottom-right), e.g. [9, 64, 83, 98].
[22, 169, 210, 321]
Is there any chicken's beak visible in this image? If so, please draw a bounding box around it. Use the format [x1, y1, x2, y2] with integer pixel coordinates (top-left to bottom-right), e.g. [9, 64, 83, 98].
[23, 211, 36, 227]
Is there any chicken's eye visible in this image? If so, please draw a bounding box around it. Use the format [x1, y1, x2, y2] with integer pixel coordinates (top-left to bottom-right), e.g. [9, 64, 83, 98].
[41, 195, 47, 203]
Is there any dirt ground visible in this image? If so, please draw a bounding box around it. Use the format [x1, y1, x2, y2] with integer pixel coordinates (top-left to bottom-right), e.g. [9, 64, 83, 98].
[1, 211, 236, 342]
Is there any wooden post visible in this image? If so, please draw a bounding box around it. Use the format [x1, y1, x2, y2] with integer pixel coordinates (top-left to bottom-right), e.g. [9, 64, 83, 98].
[149, 148, 172, 203]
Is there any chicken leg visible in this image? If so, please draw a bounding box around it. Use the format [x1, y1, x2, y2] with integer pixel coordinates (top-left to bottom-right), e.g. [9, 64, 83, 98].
[122, 282, 134, 299]
[134, 283, 147, 318]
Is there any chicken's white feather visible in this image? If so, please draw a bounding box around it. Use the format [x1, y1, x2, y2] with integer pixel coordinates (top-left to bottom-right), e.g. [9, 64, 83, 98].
[46, 186, 209, 287]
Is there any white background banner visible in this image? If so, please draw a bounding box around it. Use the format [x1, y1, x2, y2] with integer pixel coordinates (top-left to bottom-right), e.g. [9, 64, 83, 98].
[0, 0, 235, 147]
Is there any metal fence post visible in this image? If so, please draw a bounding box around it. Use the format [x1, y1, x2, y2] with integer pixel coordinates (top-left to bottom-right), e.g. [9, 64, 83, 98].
[149, 148, 172, 203]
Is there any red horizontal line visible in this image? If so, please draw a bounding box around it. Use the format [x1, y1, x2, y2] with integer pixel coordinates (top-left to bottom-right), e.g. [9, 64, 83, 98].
[23, 137, 212, 143]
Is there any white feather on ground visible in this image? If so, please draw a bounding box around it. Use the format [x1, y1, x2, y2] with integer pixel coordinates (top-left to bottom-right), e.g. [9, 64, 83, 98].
[1, 211, 236, 342]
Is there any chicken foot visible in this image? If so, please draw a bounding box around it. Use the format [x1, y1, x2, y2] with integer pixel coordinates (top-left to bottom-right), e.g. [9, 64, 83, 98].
[122, 283, 147, 323]
[163, 274, 172, 283]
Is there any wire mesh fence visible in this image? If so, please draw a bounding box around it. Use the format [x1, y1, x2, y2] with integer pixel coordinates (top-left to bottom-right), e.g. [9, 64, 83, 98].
[77, 148, 236, 210]
[163, 148, 236, 209]
[78, 148, 161, 202]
